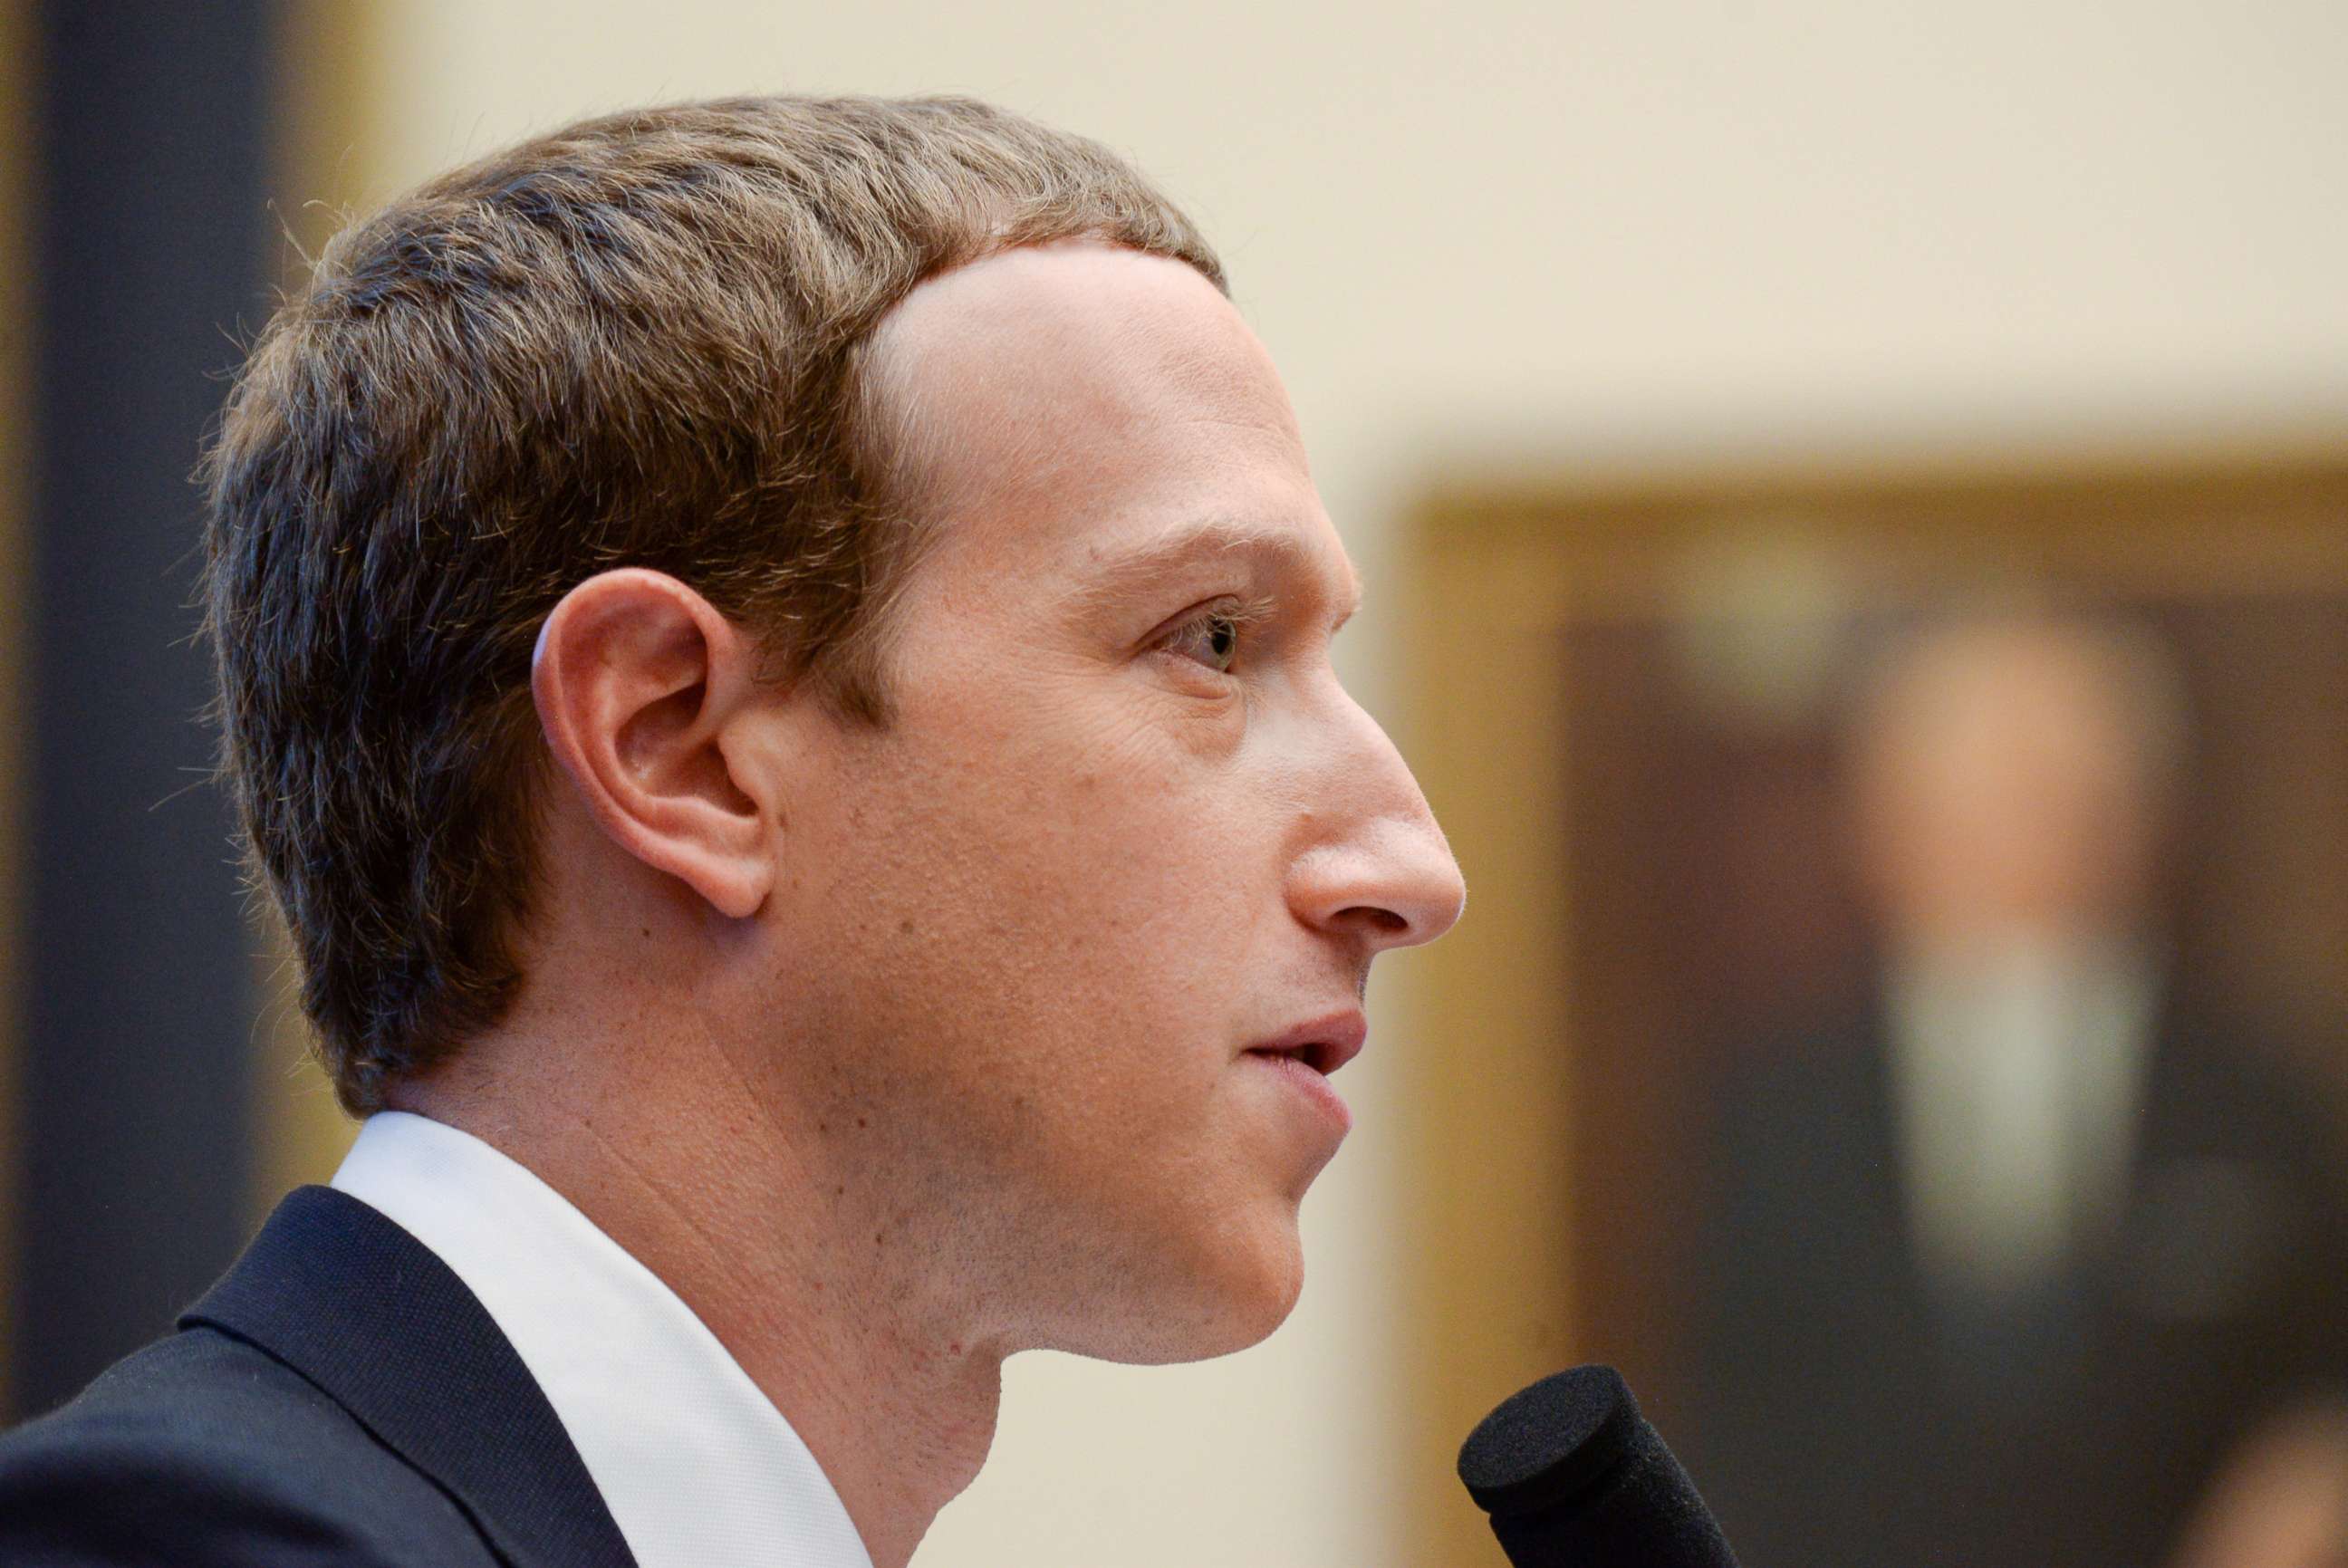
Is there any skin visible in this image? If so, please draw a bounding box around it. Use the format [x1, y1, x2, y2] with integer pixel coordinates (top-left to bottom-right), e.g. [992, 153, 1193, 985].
[395, 240, 1466, 1568]
[1850, 620, 2171, 955]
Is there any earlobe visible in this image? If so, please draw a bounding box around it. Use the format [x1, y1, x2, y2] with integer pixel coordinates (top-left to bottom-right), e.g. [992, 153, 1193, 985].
[532, 569, 778, 919]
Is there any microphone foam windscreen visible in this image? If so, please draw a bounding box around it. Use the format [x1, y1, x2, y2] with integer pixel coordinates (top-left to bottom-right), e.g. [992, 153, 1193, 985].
[1457, 1365, 1738, 1568]
[1458, 1365, 1641, 1516]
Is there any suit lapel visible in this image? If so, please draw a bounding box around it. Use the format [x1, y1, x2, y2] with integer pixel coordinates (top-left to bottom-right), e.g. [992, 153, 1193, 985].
[181, 1185, 638, 1568]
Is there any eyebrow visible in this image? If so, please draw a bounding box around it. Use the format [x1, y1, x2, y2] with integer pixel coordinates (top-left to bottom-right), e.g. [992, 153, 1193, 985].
[1061, 518, 1365, 629]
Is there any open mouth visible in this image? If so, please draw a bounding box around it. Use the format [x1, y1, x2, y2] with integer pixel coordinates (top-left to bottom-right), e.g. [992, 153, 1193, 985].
[1241, 1029, 1360, 1137]
[1245, 1011, 1367, 1078]
[1245, 1041, 1342, 1075]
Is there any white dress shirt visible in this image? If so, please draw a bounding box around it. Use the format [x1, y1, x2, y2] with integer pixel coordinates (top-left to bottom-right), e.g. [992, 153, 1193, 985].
[1887, 936, 2156, 1301]
[332, 1111, 874, 1568]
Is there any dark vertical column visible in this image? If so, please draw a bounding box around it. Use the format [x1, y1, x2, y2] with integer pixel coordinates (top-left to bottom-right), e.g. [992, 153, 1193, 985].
[13, 1, 276, 1418]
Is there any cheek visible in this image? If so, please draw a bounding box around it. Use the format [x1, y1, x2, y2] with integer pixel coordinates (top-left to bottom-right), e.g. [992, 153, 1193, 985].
[1024, 740, 1275, 986]
[813, 623, 1304, 979]
[780, 697, 1317, 1334]
[909, 676, 1263, 933]
[837, 708, 1274, 1097]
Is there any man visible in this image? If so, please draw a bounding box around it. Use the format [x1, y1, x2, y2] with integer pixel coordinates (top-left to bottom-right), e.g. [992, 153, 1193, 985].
[0, 96, 1465, 1566]
[1682, 614, 2348, 1568]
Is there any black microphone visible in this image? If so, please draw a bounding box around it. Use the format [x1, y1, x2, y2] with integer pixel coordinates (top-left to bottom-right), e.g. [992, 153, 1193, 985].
[1457, 1364, 1740, 1567]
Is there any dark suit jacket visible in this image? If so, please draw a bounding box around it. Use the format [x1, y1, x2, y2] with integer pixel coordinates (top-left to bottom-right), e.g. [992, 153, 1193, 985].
[1680, 1008, 2348, 1568]
[0, 1185, 638, 1566]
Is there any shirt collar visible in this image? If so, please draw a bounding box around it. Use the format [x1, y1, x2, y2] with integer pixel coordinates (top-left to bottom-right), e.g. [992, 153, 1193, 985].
[332, 1111, 874, 1568]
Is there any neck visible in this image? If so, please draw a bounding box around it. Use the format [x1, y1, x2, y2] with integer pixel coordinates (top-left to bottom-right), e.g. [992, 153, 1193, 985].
[393, 1024, 1005, 1568]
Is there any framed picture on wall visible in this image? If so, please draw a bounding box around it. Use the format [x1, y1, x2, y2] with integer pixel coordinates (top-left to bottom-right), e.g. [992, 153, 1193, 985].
[1397, 451, 2348, 1568]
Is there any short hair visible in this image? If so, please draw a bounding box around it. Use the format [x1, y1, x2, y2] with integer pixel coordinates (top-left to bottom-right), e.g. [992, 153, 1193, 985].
[200, 95, 1225, 1114]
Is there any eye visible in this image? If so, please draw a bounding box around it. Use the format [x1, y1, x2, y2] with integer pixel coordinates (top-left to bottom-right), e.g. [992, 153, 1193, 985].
[1159, 601, 1248, 675]
[1164, 609, 1241, 673]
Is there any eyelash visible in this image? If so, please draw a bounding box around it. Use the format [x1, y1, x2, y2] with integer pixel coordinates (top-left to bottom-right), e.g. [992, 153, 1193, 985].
[1156, 595, 1277, 677]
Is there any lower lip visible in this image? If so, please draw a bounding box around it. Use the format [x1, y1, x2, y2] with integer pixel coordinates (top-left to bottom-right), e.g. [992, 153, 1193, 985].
[1245, 1051, 1354, 1137]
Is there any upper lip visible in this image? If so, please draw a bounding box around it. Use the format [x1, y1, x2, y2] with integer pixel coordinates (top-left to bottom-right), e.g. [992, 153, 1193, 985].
[1244, 1010, 1368, 1077]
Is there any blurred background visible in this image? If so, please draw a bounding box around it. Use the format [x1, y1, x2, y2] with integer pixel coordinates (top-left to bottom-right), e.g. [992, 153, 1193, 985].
[3, 2, 2345, 1564]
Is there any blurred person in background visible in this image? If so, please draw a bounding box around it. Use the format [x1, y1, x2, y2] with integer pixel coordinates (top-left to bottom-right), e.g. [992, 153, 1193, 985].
[2172, 1401, 2348, 1568]
[1683, 611, 2348, 1568]
[0, 95, 1463, 1567]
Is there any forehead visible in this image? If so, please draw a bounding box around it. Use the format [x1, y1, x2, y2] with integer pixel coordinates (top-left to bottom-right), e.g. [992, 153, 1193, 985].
[1870, 630, 2144, 763]
[865, 242, 1349, 596]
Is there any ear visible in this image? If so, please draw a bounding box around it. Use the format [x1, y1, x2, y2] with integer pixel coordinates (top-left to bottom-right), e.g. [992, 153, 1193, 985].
[531, 568, 777, 919]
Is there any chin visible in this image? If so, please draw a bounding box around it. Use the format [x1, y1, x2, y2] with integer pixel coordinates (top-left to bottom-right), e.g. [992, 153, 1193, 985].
[1202, 1246, 1306, 1358]
[1066, 1213, 1307, 1366]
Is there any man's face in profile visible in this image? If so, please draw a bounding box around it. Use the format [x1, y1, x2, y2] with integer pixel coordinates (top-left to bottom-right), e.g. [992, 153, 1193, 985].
[751, 242, 1464, 1364]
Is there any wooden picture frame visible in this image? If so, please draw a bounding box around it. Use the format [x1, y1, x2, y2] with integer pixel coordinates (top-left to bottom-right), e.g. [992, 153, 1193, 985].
[1394, 448, 2348, 1563]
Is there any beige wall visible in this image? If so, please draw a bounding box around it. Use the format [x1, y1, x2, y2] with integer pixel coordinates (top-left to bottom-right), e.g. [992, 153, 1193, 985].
[318, 4, 2348, 1563]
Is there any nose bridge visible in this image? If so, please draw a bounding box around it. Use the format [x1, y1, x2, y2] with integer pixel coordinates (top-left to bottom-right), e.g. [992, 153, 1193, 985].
[1289, 673, 1465, 948]
[1334, 680, 1438, 828]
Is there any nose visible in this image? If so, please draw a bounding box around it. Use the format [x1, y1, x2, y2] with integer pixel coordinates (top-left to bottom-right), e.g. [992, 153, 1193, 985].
[1287, 698, 1467, 956]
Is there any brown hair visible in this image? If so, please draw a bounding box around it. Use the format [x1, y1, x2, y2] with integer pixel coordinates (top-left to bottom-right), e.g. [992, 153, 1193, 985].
[200, 95, 1224, 1113]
